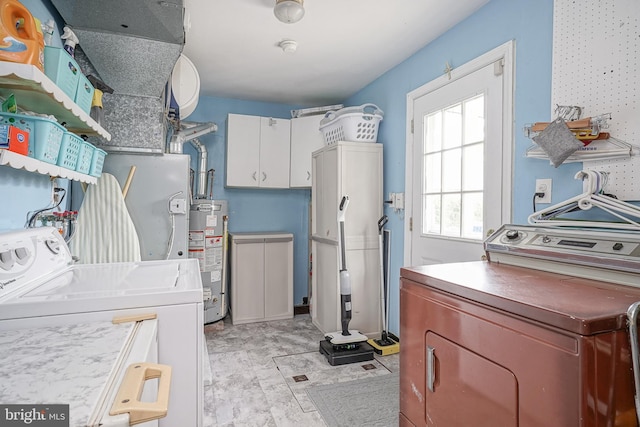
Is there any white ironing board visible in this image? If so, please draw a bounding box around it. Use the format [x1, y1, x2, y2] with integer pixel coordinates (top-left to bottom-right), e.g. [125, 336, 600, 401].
[72, 173, 141, 264]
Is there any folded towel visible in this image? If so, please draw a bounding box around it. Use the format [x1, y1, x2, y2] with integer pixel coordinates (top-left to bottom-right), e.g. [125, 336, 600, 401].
[71, 173, 141, 264]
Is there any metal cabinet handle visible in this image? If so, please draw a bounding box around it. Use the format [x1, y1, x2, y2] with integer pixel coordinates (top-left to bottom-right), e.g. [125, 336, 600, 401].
[252, 172, 257, 181]
[627, 302, 640, 422]
[307, 171, 311, 181]
[262, 172, 267, 181]
[427, 345, 435, 392]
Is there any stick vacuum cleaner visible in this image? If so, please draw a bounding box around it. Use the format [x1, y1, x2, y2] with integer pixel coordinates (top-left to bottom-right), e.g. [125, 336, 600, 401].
[320, 196, 375, 366]
[368, 215, 400, 355]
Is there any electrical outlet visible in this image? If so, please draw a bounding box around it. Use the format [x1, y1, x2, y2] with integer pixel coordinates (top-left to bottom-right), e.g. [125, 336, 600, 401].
[387, 192, 405, 211]
[535, 178, 552, 203]
[393, 192, 405, 210]
[169, 198, 187, 214]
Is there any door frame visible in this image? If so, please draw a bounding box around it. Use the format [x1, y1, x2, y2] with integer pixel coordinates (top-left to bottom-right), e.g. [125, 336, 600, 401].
[404, 40, 515, 266]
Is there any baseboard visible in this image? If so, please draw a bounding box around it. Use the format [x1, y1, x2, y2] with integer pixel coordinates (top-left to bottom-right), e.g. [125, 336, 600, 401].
[294, 304, 310, 315]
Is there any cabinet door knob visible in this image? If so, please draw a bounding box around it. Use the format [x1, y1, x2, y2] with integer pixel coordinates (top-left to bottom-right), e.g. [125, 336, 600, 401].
[262, 172, 267, 181]
[252, 172, 257, 181]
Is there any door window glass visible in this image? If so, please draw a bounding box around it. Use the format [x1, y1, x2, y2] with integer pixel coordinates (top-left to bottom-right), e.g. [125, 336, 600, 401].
[421, 94, 485, 239]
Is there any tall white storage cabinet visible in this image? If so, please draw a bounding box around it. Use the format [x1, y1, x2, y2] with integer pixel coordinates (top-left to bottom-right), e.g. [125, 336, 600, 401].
[311, 141, 383, 338]
[230, 232, 294, 325]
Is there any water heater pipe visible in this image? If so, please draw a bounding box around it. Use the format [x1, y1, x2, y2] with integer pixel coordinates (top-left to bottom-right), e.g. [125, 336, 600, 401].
[190, 138, 208, 199]
[168, 121, 217, 199]
[220, 214, 229, 318]
[168, 122, 217, 153]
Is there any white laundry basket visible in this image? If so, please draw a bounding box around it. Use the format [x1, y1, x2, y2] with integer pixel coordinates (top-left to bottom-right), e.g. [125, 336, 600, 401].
[319, 103, 384, 144]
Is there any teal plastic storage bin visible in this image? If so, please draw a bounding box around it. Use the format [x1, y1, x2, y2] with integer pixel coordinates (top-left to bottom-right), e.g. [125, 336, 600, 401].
[44, 46, 81, 100]
[0, 113, 65, 164]
[75, 140, 93, 174]
[75, 74, 94, 114]
[57, 132, 82, 170]
[89, 147, 107, 177]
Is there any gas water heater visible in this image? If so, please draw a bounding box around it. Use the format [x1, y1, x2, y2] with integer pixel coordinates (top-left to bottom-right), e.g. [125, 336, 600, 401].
[188, 200, 228, 324]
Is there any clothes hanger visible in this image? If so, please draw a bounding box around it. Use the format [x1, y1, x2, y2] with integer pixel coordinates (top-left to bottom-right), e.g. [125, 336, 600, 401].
[524, 113, 636, 164]
[528, 170, 640, 230]
[526, 136, 634, 164]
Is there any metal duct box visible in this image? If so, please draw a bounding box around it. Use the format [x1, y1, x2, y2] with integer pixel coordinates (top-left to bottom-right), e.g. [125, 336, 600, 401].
[88, 93, 165, 153]
[50, 0, 184, 97]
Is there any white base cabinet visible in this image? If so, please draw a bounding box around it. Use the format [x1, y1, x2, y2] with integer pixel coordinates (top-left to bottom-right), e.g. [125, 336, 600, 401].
[230, 232, 293, 325]
[310, 141, 383, 338]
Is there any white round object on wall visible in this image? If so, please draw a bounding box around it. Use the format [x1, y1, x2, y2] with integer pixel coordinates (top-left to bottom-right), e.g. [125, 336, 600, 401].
[171, 54, 200, 119]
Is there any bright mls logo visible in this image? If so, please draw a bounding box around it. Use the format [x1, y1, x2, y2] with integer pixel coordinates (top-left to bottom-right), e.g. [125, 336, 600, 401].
[0, 405, 69, 426]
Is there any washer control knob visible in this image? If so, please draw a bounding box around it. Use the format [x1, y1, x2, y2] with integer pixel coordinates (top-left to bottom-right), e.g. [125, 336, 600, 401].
[45, 239, 61, 255]
[505, 230, 520, 240]
[542, 236, 552, 244]
[0, 250, 15, 270]
[613, 242, 624, 251]
[14, 247, 29, 265]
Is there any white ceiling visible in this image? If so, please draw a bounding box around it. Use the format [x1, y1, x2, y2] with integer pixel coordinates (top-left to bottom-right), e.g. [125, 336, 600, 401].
[182, 0, 489, 106]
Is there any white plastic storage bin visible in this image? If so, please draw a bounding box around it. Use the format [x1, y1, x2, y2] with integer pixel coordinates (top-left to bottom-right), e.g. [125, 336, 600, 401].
[319, 103, 383, 145]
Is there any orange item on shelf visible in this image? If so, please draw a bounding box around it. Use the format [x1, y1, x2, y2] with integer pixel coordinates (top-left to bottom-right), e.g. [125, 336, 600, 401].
[0, 123, 28, 155]
[0, 0, 44, 71]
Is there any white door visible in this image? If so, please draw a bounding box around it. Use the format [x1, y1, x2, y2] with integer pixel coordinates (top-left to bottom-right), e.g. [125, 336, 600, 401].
[407, 43, 513, 266]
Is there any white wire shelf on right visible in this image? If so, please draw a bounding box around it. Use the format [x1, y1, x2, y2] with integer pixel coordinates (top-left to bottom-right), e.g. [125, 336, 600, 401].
[523, 113, 637, 163]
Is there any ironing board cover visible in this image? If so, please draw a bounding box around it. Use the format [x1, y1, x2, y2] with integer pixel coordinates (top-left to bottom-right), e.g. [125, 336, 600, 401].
[72, 173, 141, 263]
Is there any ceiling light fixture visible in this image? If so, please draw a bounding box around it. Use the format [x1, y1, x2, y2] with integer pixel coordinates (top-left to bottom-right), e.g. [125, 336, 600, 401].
[274, 0, 305, 24]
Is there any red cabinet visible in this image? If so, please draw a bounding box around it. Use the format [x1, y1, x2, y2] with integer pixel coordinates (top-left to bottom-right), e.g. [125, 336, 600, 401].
[400, 261, 639, 427]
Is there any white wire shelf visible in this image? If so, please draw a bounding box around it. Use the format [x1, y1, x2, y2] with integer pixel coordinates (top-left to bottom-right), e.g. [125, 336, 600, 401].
[0, 149, 97, 184]
[0, 62, 111, 140]
[523, 113, 637, 163]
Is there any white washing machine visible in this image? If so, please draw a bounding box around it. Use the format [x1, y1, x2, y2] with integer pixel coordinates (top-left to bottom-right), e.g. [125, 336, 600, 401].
[0, 227, 204, 427]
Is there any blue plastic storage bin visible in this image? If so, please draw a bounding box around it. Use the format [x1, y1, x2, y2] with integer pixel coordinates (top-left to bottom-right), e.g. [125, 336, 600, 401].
[75, 140, 94, 174]
[74, 74, 94, 114]
[0, 112, 65, 164]
[44, 46, 81, 100]
[57, 131, 82, 170]
[89, 147, 107, 177]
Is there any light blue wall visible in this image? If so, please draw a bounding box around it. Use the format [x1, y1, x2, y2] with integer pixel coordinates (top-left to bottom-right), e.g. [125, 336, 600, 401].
[183, 96, 311, 306]
[2, 0, 602, 330]
[345, 0, 578, 334]
[0, 0, 65, 232]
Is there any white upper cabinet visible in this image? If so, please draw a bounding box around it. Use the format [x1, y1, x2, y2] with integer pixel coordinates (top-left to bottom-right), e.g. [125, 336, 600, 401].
[226, 113, 291, 188]
[289, 114, 325, 188]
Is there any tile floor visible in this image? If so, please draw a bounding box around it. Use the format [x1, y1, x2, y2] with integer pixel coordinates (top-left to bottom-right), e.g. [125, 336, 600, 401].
[203, 314, 400, 427]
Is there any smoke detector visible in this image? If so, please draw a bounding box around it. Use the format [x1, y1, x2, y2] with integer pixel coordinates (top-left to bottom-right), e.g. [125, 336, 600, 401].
[279, 40, 298, 53]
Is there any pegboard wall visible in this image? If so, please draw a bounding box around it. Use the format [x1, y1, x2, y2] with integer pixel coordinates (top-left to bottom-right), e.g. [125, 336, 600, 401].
[552, 0, 640, 200]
